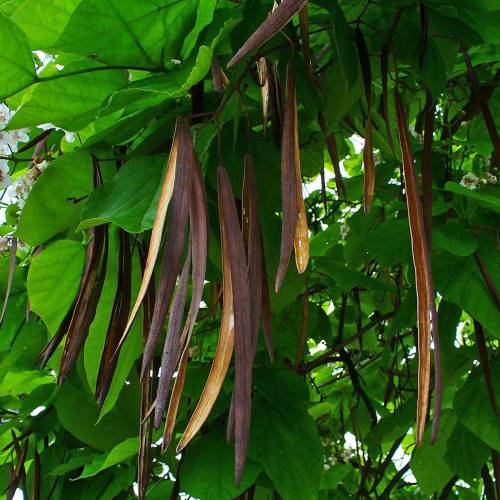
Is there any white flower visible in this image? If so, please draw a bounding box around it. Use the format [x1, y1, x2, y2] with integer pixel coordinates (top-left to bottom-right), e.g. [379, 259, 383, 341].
[0, 104, 12, 130]
[10, 128, 30, 146]
[0, 160, 12, 189]
[342, 448, 354, 461]
[0, 236, 10, 252]
[0, 130, 14, 151]
[484, 172, 497, 185]
[340, 223, 350, 240]
[460, 172, 479, 190]
[13, 177, 29, 200]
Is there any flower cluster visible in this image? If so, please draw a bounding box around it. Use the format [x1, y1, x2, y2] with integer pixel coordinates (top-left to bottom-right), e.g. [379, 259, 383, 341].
[459, 171, 497, 190]
[340, 223, 350, 240]
[0, 104, 30, 161]
[8, 159, 49, 208]
[0, 104, 51, 208]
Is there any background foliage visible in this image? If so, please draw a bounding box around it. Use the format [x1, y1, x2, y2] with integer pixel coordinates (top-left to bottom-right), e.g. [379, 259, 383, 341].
[0, 0, 499, 498]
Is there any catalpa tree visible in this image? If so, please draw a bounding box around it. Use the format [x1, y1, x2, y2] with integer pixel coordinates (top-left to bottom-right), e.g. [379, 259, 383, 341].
[0, 0, 499, 499]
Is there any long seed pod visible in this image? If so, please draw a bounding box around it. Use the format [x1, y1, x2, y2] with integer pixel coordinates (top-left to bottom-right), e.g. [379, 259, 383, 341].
[211, 56, 229, 93]
[137, 243, 155, 500]
[162, 342, 189, 452]
[266, 59, 284, 148]
[462, 47, 500, 166]
[115, 124, 179, 355]
[160, 163, 209, 447]
[154, 250, 191, 428]
[257, 58, 269, 136]
[394, 90, 439, 446]
[176, 183, 235, 453]
[242, 154, 263, 357]
[317, 112, 346, 199]
[95, 230, 132, 407]
[217, 167, 252, 485]
[276, 65, 299, 292]
[141, 118, 194, 379]
[226, 154, 266, 440]
[58, 161, 109, 383]
[293, 90, 309, 274]
[0, 237, 17, 325]
[363, 117, 375, 214]
[228, 0, 308, 68]
[179, 159, 208, 348]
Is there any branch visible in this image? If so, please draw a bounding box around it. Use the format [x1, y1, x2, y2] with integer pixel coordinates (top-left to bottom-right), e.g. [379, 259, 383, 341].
[301, 311, 396, 373]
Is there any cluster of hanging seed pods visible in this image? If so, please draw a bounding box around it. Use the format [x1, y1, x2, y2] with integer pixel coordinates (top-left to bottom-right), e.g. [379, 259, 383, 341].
[30, 0, 500, 493]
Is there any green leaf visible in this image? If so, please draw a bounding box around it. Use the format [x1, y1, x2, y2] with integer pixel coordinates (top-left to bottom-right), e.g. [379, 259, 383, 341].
[330, 1, 358, 89]
[365, 218, 411, 267]
[54, 369, 138, 451]
[410, 410, 456, 496]
[181, 427, 262, 500]
[323, 63, 363, 128]
[27, 240, 85, 334]
[453, 369, 500, 451]
[7, 62, 127, 130]
[433, 222, 478, 256]
[444, 181, 500, 214]
[181, 0, 217, 59]
[11, 0, 82, 49]
[55, 0, 199, 67]
[249, 370, 323, 500]
[79, 154, 165, 233]
[433, 237, 500, 336]
[49, 449, 97, 476]
[76, 437, 139, 478]
[444, 422, 489, 481]
[0, 13, 37, 99]
[0, 320, 47, 373]
[16, 149, 94, 246]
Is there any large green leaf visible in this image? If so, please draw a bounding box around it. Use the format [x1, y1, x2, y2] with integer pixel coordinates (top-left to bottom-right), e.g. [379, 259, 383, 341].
[79, 154, 165, 233]
[444, 422, 489, 482]
[410, 410, 456, 496]
[0, 13, 37, 99]
[181, 0, 217, 59]
[181, 427, 262, 500]
[76, 437, 139, 478]
[249, 370, 323, 500]
[453, 368, 500, 451]
[27, 240, 85, 334]
[330, 0, 358, 89]
[7, 62, 127, 130]
[17, 149, 94, 246]
[54, 369, 138, 451]
[433, 238, 500, 336]
[444, 181, 500, 214]
[11, 0, 82, 49]
[55, 0, 199, 67]
[433, 222, 478, 257]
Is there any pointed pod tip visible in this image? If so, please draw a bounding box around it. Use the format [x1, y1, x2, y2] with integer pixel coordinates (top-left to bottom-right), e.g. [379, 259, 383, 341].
[175, 440, 186, 454]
